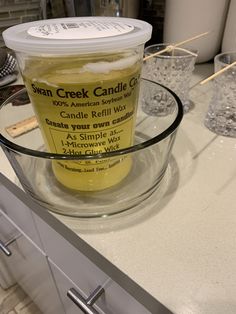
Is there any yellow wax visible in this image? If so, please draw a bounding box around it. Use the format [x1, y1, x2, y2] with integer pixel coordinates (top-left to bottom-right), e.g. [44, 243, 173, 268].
[52, 156, 132, 191]
[23, 53, 141, 191]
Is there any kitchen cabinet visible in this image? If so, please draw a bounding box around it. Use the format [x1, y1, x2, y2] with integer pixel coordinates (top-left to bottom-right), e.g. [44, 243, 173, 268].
[0, 208, 65, 314]
[0, 210, 19, 290]
[48, 261, 86, 314]
[0, 180, 42, 249]
[34, 214, 153, 314]
[47, 248, 155, 314]
[0, 173, 172, 314]
[49, 258, 153, 314]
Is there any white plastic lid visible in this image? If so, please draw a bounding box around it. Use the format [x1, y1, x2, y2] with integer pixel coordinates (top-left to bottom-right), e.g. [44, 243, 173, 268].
[3, 17, 152, 55]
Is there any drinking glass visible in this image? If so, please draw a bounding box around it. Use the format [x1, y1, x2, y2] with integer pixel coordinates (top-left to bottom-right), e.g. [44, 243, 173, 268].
[205, 51, 236, 137]
[143, 43, 197, 114]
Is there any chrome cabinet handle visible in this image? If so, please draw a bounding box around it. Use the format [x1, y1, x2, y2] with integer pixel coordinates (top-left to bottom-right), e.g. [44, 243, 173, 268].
[67, 285, 104, 314]
[0, 234, 22, 257]
[0, 239, 12, 256]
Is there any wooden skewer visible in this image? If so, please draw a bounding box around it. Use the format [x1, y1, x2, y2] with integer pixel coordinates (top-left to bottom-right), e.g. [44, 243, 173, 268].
[200, 60, 236, 85]
[143, 31, 209, 61]
[143, 45, 172, 61]
[169, 46, 198, 57]
[173, 31, 210, 48]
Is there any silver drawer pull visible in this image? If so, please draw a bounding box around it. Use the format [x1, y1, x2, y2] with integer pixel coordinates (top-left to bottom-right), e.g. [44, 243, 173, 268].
[0, 234, 22, 257]
[67, 285, 104, 314]
[0, 239, 12, 256]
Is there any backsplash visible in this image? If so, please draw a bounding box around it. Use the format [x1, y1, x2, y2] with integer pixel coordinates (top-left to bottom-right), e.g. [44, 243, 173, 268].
[0, 0, 166, 48]
[0, 0, 41, 47]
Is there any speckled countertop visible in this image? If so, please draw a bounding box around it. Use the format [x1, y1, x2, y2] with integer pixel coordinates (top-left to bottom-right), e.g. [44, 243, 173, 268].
[1, 63, 236, 314]
[55, 63, 236, 314]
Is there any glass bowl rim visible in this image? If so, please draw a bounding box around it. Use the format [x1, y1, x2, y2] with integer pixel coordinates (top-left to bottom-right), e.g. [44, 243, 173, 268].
[0, 78, 183, 160]
[214, 51, 236, 67]
[144, 43, 198, 59]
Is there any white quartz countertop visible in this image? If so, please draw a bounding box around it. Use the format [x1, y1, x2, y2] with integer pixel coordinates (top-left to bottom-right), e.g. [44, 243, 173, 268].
[1, 63, 236, 314]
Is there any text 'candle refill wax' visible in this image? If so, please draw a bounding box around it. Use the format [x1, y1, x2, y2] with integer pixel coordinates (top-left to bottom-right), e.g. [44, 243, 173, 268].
[3, 17, 152, 191]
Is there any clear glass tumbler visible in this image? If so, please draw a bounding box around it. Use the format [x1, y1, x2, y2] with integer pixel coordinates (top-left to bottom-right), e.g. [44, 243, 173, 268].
[143, 43, 197, 114]
[205, 51, 236, 137]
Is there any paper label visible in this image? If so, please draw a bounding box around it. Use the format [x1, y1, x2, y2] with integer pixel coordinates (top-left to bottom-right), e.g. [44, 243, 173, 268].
[27, 21, 134, 40]
[23, 55, 141, 190]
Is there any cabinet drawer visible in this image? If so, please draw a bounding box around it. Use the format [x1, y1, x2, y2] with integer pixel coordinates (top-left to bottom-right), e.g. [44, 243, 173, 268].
[0, 175, 171, 313]
[0, 173, 42, 249]
[49, 260, 86, 314]
[0, 210, 18, 288]
[49, 259, 152, 314]
[34, 214, 109, 297]
[0, 210, 18, 243]
[35, 214, 171, 314]
[0, 212, 64, 314]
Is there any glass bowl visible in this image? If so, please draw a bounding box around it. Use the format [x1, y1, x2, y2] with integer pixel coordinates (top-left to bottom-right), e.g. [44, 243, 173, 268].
[0, 79, 183, 218]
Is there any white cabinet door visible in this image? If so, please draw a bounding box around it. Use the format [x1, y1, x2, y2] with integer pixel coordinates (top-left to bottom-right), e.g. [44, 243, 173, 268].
[34, 214, 171, 314]
[49, 260, 85, 314]
[34, 214, 110, 297]
[0, 211, 65, 314]
[0, 174, 171, 314]
[0, 173, 43, 249]
[0, 211, 17, 288]
[34, 213, 171, 314]
[49, 259, 153, 314]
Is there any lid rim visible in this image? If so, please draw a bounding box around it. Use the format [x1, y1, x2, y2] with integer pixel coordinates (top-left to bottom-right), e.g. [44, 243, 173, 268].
[3, 17, 152, 55]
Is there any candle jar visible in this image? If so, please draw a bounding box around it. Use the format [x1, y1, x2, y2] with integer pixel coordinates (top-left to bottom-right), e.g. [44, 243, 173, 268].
[3, 17, 152, 191]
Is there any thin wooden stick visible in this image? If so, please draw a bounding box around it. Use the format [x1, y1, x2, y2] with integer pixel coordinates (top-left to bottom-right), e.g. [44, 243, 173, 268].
[143, 46, 172, 61]
[143, 31, 209, 61]
[173, 31, 210, 48]
[171, 46, 198, 57]
[200, 60, 236, 85]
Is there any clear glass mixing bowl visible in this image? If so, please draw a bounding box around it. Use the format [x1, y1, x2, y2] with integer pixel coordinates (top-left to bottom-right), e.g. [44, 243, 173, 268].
[0, 79, 183, 218]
